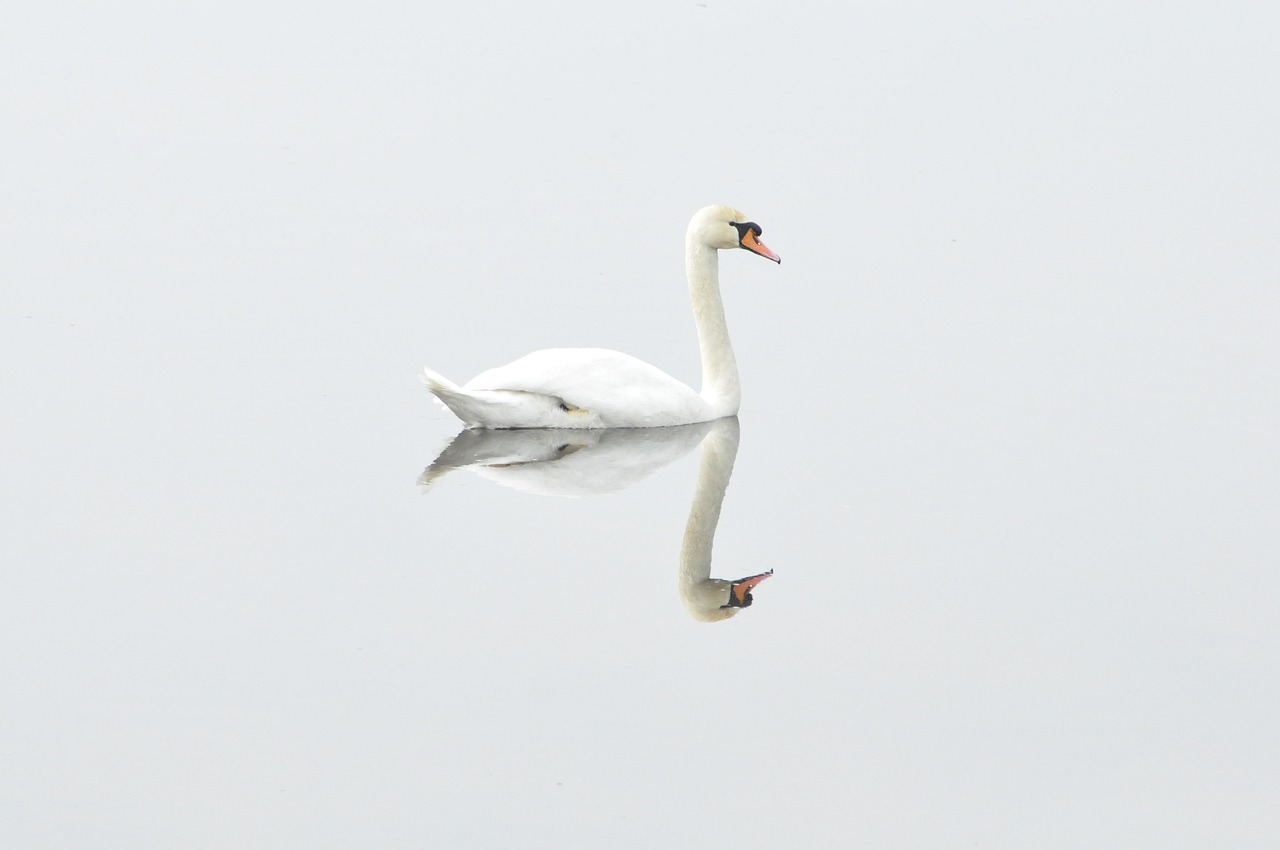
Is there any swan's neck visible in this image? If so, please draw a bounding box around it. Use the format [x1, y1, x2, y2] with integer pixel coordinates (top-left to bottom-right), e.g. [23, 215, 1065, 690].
[686, 241, 739, 417]
[678, 418, 740, 622]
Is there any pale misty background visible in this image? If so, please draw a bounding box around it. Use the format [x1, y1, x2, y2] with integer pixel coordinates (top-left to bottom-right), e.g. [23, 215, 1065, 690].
[2, 1, 1277, 848]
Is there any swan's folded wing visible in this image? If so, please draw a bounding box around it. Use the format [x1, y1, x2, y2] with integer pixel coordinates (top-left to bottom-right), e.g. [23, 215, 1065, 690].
[464, 348, 708, 428]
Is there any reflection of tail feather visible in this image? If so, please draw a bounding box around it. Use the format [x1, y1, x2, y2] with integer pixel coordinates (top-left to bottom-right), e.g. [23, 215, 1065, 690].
[417, 425, 467, 492]
[416, 464, 450, 491]
[417, 428, 587, 493]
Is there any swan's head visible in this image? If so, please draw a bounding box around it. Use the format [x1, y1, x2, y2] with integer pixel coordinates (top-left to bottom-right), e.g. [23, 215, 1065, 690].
[688, 205, 781, 263]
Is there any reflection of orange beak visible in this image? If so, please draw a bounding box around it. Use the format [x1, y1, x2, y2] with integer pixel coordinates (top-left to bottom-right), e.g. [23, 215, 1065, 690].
[741, 230, 781, 263]
[731, 569, 774, 605]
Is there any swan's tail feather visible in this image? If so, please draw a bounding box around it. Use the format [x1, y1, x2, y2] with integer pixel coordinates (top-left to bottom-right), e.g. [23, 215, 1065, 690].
[421, 366, 510, 428]
[421, 366, 477, 423]
[420, 366, 462, 396]
[421, 365, 592, 429]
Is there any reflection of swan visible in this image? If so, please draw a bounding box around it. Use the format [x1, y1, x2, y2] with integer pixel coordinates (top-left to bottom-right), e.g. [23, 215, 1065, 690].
[418, 417, 771, 620]
[420, 205, 780, 429]
[678, 417, 771, 622]
[418, 422, 713, 497]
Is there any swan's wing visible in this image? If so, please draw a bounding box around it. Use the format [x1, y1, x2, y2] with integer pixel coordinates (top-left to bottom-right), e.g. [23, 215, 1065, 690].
[464, 348, 708, 427]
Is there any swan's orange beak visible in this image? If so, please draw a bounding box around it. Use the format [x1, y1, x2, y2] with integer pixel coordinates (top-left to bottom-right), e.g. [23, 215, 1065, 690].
[741, 230, 781, 264]
[726, 569, 774, 608]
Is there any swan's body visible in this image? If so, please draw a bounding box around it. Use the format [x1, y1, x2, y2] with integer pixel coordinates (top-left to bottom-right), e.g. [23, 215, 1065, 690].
[421, 205, 780, 429]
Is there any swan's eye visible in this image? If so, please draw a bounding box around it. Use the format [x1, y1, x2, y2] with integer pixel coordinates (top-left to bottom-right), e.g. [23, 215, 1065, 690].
[731, 221, 763, 243]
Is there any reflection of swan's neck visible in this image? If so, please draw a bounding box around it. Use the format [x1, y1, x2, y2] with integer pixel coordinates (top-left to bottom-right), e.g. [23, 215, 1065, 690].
[687, 240, 739, 417]
[678, 418, 741, 622]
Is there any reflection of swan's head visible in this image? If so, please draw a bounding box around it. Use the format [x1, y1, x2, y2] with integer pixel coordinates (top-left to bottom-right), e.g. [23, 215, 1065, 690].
[682, 569, 774, 623]
[688, 205, 782, 263]
[727, 569, 773, 608]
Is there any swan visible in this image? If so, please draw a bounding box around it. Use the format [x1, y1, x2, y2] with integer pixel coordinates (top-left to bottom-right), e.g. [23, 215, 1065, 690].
[421, 205, 780, 429]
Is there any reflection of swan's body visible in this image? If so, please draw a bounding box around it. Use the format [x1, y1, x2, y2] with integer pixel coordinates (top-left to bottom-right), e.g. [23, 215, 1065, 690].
[678, 417, 771, 622]
[418, 422, 713, 497]
[421, 205, 780, 430]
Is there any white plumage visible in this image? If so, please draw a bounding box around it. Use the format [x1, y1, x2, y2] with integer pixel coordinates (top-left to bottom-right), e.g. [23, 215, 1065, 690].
[421, 205, 780, 429]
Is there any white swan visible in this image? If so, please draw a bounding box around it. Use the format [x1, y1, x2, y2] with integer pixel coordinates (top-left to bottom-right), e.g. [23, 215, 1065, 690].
[421, 205, 780, 429]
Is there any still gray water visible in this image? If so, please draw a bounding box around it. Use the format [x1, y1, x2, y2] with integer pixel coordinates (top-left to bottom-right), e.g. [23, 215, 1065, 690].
[3, 2, 1278, 848]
